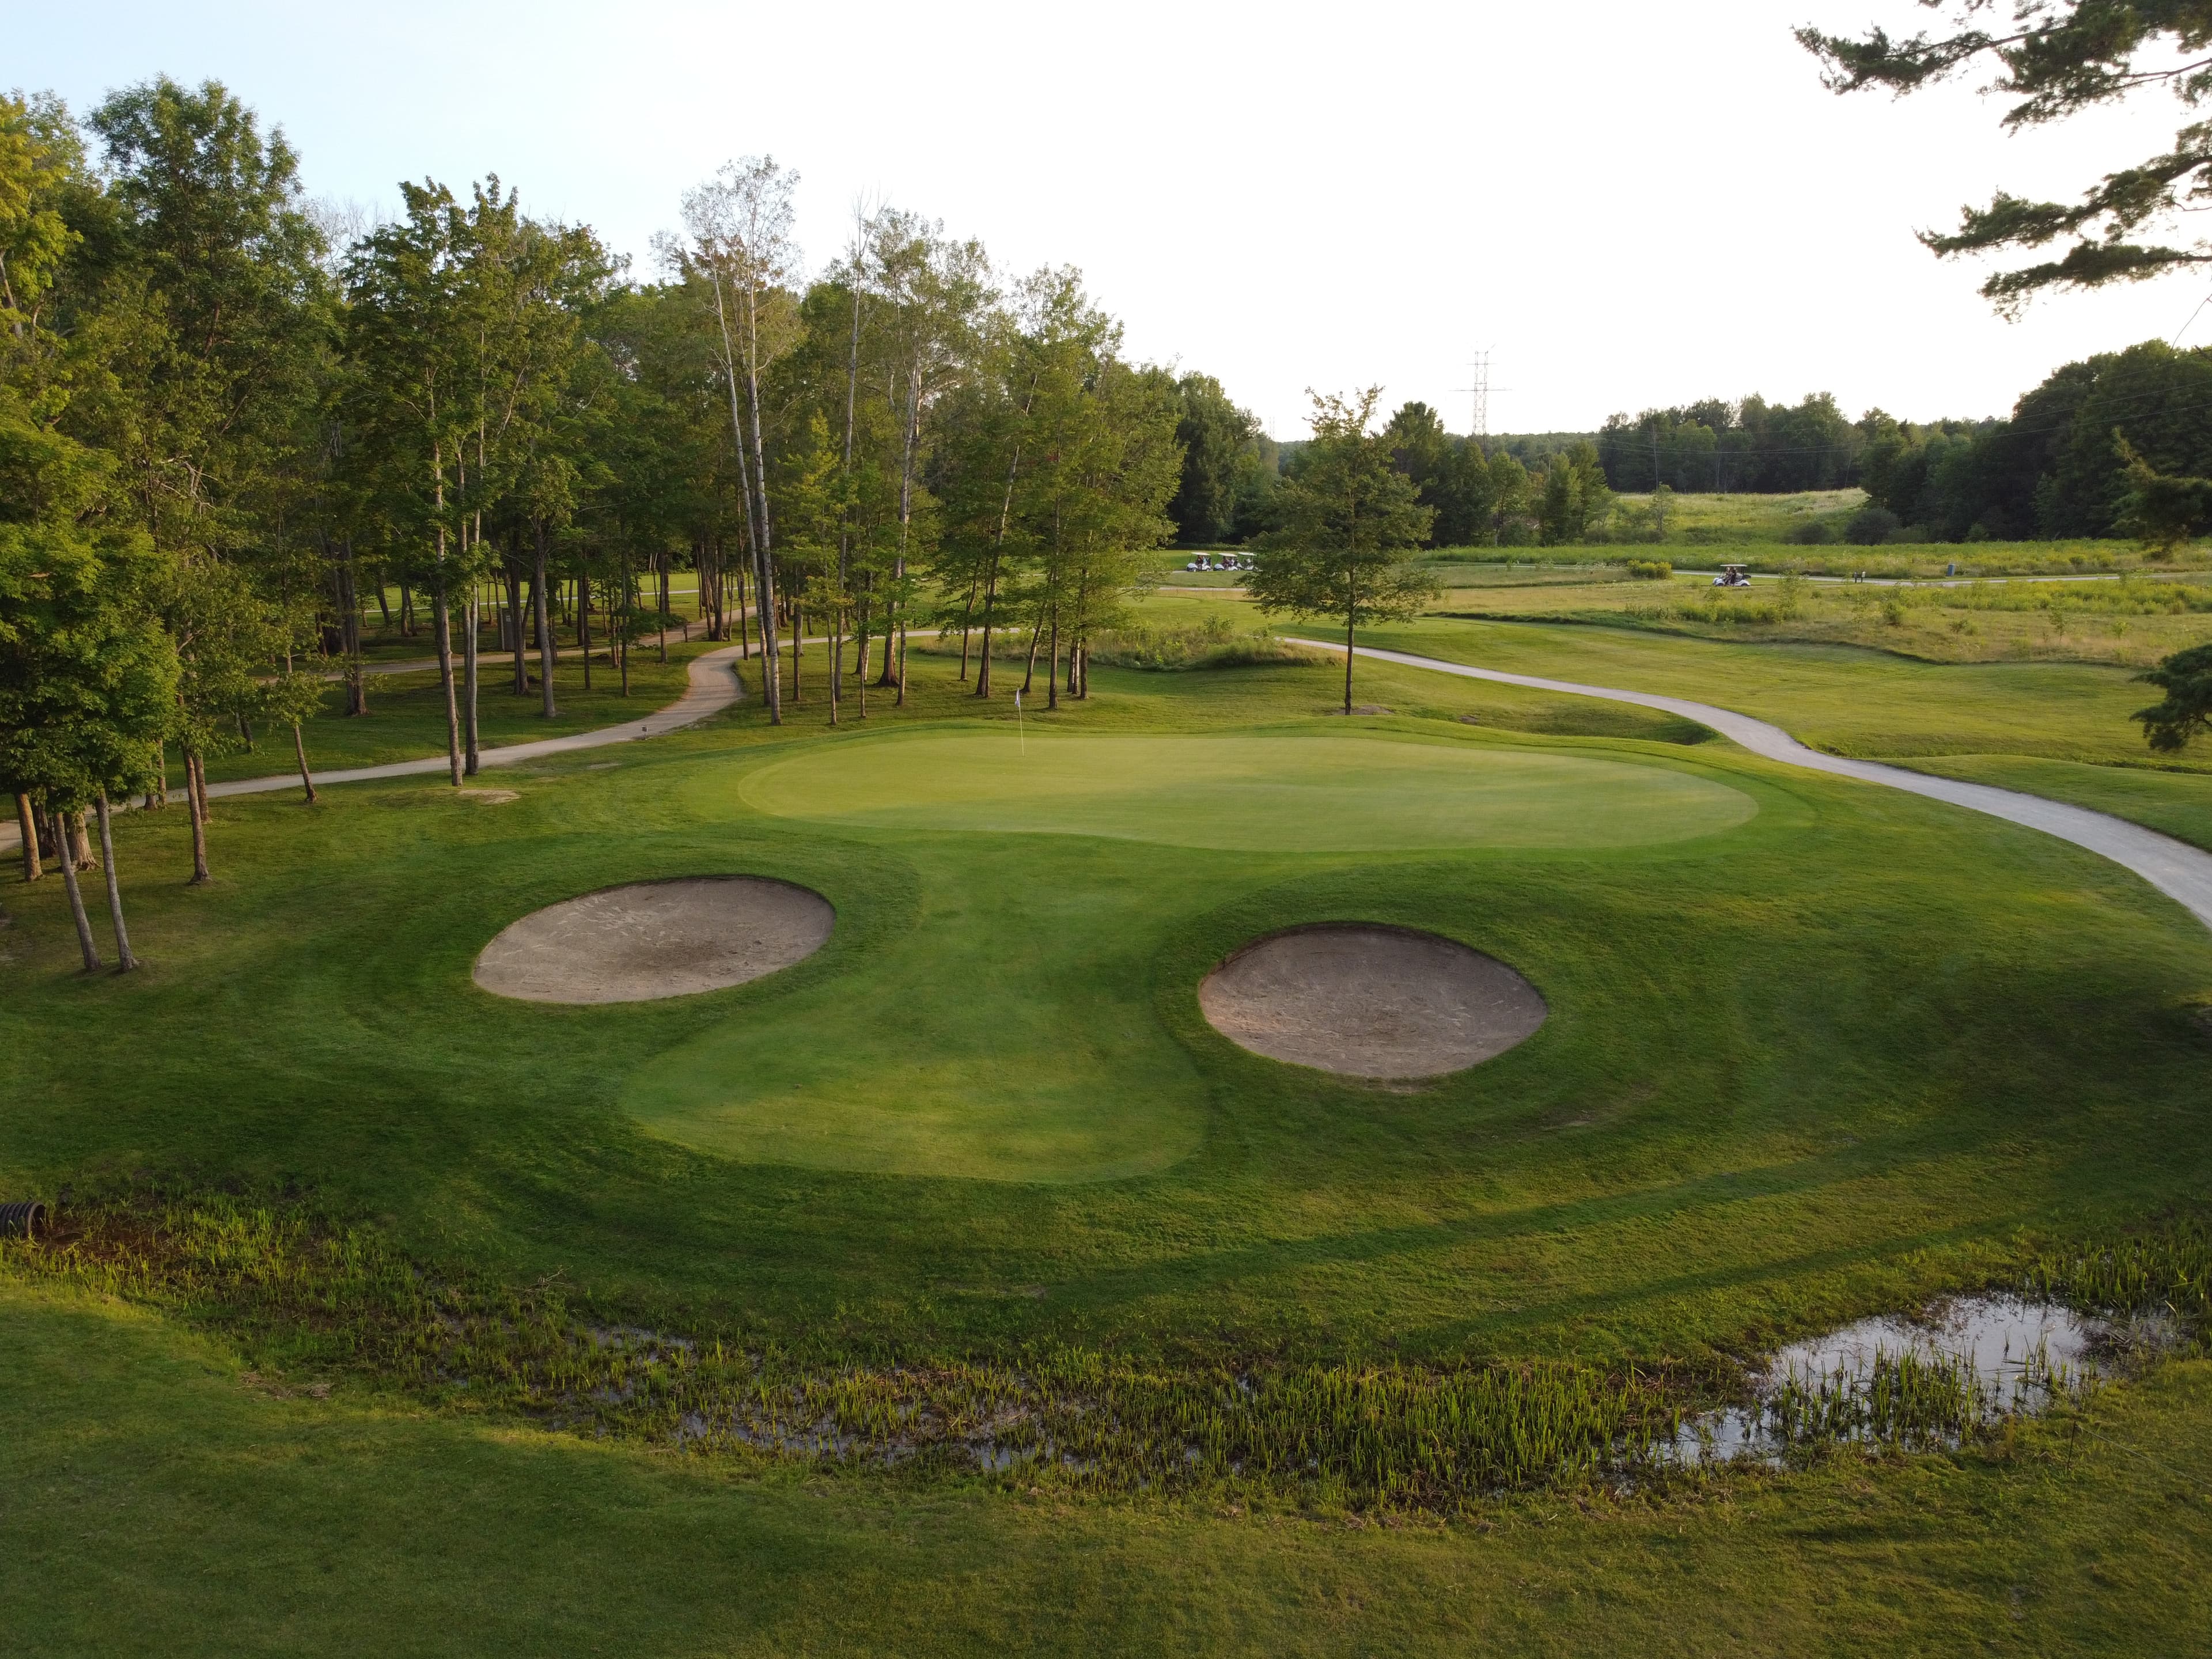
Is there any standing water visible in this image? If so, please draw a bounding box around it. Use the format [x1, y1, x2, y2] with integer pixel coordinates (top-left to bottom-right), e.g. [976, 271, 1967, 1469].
[1673, 1296, 2177, 1463]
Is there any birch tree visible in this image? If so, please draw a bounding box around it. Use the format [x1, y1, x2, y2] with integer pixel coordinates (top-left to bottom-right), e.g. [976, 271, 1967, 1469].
[677, 157, 801, 723]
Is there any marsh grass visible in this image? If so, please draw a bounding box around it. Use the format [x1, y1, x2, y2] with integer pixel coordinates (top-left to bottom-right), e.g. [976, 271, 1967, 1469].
[2025, 1217, 2212, 1325]
[16, 1195, 2204, 1512]
[0, 1194, 1687, 1512]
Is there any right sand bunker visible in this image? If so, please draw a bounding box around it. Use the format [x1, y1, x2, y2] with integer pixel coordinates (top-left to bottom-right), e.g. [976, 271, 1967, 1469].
[1199, 923, 1547, 1079]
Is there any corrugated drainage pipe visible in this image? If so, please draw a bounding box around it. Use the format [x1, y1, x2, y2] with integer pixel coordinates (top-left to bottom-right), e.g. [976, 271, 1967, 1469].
[0, 1200, 48, 1238]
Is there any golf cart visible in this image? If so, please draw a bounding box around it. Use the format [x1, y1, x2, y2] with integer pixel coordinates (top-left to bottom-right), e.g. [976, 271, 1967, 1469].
[1712, 564, 1751, 588]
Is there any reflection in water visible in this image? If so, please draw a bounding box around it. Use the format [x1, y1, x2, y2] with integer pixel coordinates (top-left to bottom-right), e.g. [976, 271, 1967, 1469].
[1673, 1296, 2180, 1464]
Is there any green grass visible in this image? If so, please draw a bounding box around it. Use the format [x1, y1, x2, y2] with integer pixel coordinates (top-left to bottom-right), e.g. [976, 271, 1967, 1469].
[11, 626, 2212, 1648]
[9, 650, 2211, 1356]
[192, 638, 721, 786]
[8, 1277, 2212, 1656]
[1327, 611, 2208, 768]
[627, 730, 1756, 1181]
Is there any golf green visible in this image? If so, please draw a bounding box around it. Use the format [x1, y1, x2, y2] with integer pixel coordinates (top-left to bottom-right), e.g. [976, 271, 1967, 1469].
[737, 730, 1758, 850]
[625, 729, 1761, 1183]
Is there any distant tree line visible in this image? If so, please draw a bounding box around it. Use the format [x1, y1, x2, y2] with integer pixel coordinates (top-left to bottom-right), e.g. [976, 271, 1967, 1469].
[1855, 341, 2212, 543]
[1160, 340, 2212, 551]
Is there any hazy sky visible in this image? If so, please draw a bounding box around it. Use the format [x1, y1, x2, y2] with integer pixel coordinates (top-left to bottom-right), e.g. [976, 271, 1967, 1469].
[18, 1, 2211, 436]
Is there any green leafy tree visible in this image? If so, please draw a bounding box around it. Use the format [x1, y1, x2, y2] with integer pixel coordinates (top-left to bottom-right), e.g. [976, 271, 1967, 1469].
[1801, 5, 2212, 308]
[0, 389, 175, 960]
[2135, 642, 2212, 752]
[1247, 388, 1437, 714]
[1170, 373, 1259, 545]
[2113, 434, 2212, 552]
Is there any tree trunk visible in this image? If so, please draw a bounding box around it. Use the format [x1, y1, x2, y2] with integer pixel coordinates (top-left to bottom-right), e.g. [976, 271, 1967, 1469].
[375, 578, 392, 632]
[400, 582, 415, 637]
[1046, 571, 1062, 711]
[975, 566, 998, 698]
[657, 553, 669, 664]
[237, 710, 253, 752]
[51, 808, 100, 972]
[789, 599, 802, 704]
[144, 740, 163, 810]
[737, 560, 752, 659]
[94, 793, 135, 971]
[510, 559, 529, 696]
[339, 539, 368, 715]
[185, 752, 211, 884]
[579, 563, 592, 692]
[433, 583, 463, 787]
[463, 590, 481, 775]
[853, 590, 870, 718]
[15, 793, 39, 882]
[291, 722, 317, 804]
[70, 810, 96, 870]
[533, 524, 558, 718]
[1343, 611, 1357, 715]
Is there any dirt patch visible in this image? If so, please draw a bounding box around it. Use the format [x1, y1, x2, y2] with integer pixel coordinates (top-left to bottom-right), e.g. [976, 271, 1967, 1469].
[1328, 704, 1395, 716]
[1199, 923, 1546, 1078]
[474, 876, 832, 1004]
[462, 789, 518, 805]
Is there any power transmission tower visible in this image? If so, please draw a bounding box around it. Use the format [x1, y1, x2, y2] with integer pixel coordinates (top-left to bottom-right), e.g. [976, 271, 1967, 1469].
[1450, 353, 1508, 441]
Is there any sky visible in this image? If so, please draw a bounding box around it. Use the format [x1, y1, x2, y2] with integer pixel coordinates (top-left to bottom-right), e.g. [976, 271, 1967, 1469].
[17, 0, 2212, 438]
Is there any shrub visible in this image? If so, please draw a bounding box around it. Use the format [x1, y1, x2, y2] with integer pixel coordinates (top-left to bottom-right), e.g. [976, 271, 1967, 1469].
[1086, 618, 1325, 672]
[1625, 559, 1672, 581]
[1789, 520, 1839, 546]
[1845, 505, 1902, 546]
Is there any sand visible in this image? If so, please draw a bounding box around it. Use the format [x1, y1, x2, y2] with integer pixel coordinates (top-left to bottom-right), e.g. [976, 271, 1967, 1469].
[1199, 923, 1546, 1078]
[474, 876, 832, 1004]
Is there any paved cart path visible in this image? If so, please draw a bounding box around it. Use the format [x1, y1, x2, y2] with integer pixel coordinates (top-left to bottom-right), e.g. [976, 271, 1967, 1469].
[1286, 637, 2212, 933]
[3, 647, 744, 854]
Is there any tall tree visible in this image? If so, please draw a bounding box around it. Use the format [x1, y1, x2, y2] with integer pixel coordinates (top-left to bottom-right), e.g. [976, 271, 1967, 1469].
[1246, 388, 1437, 714]
[677, 157, 802, 723]
[1801, 5, 2212, 307]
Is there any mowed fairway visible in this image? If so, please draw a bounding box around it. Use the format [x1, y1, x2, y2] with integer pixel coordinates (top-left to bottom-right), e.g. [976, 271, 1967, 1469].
[624, 730, 1757, 1180]
[10, 659, 2210, 1355]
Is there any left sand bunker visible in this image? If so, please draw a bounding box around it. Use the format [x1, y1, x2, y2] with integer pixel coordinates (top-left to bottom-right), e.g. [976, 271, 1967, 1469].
[475, 877, 833, 1003]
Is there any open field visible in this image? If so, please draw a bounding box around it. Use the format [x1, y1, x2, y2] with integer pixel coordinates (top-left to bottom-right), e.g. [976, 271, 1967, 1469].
[1425, 535, 2212, 581]
[1610, 488, 1868, 546]
[1419, 569, 2212, 670]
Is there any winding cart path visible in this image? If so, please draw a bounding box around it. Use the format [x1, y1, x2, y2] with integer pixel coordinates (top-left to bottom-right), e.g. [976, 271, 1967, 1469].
[1287, 637, 2212, 933]
[3, 647, 744, 853]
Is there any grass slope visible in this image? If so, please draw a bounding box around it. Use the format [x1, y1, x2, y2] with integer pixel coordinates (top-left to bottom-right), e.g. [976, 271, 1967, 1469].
[6, 653, 2209, 1359]
[1336, 612, 2196, 767]
[7, 1279, 2210, 1657]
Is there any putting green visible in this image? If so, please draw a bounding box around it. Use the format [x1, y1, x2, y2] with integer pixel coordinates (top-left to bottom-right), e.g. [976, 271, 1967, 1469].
[738, 731, 1756, 850]
[633, 731, 1759, 1184]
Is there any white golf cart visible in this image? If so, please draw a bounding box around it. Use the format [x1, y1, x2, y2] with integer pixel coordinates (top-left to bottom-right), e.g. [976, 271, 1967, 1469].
[1712, 564, 1752, 588]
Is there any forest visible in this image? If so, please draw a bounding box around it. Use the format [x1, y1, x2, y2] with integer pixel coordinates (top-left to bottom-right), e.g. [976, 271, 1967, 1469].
[1, 76, 1194, 881]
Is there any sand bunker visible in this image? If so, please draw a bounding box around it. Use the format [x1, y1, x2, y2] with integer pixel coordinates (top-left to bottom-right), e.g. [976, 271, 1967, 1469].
[1199, 923, 1546, 1078]
[475, 876, 832, 1004]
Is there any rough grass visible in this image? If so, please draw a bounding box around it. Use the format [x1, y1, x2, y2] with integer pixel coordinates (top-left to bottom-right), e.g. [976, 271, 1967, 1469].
[1318, 609, 2211, 767]
[7, 1276, 2211, 1655]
